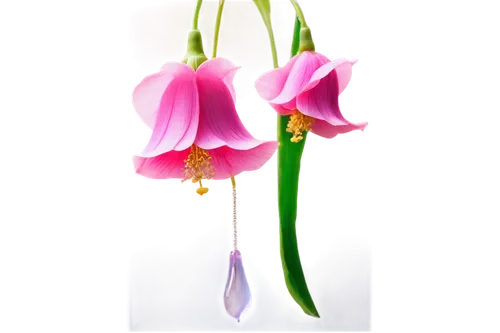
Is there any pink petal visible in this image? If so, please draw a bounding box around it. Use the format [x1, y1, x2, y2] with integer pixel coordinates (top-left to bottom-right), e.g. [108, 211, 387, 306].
[349, 57, 361, 69]
[297, 59, 356, 126]
[138, 72, 198, 157]
[133, 149, 189, 179]
[254, 54, 301, 101]
[196, 57, 240, 103]
[311, 119, 368, 139]
[209, 142, 279, 180]
[300, 58, 355, 95]
[132, 62, 195, 129]
[268, 52, 329, 105]
[270, 102, 295, 115]
[194, 69, 264, 150]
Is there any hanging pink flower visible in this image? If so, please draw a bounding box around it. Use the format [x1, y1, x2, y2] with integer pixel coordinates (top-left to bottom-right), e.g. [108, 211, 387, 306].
[255, 51, 368, 142]
[133, 58, 279, 195]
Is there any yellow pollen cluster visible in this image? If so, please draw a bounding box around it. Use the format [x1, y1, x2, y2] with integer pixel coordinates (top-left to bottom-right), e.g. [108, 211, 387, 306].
[183, 145, 215, 195]
[286, 111, 314, 143]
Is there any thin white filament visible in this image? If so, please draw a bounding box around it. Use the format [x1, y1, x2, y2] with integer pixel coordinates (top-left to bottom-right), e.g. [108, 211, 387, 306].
[229, 180, 240, 250]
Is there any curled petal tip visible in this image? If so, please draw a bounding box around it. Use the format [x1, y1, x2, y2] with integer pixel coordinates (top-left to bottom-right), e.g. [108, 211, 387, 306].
[349, 57, 361, 69]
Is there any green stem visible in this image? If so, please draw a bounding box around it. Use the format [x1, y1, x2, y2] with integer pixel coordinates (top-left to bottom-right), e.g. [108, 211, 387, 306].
[290, 15, 301, 58]
[276, 115, 321, 319]
[254, 0, 321, 319]
[266, 20, 279, 69]
[182, 0, 207, 70]
[192, 0, 203, 30]
[289, 0, 308, 28]
[212, 0, 225, 58]
[290, 0, 315, 52]
[252, 0, 280, 68]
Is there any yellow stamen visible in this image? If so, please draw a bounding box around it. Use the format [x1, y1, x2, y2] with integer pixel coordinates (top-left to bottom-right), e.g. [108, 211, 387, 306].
[286, 111, 314, 143]
[193, 184, 212, 199]
[183, 145, 215, 194]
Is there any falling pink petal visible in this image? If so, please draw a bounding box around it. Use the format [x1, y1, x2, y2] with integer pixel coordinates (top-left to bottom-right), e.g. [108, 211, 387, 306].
[209, 141, 280, 180]
[132, 62, 195, 129]
[133, 149, 189, 179]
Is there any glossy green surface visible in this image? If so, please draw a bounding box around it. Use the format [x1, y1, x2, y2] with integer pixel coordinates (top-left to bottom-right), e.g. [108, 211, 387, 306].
[277, 16, 319, 318]
[252, 1, 319, 317]
[276, 115, 320, 319]
[290, 15, 301, 57]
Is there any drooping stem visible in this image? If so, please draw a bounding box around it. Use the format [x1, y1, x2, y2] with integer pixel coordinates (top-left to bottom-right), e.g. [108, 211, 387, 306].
[192, 0, 203, 30]
[288, 0, 307, 27]
[229, 177, 241, 251]
[252, 0, 279, 68]
[266, 19, 279, 69]
[289, 0, 315, 52]
[212, 0, 225, 58]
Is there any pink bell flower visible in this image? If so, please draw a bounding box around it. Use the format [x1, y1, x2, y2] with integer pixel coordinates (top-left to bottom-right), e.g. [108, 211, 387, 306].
[255, 51, 368, 142]
[133, 58, 279, 195]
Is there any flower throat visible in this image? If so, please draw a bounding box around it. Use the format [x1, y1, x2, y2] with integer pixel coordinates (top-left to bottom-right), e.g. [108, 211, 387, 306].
[183, 145, 215, 195]
[286, 111, 314, 142]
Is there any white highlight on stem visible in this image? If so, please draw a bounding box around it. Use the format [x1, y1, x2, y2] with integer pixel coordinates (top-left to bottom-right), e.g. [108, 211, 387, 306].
[229, 180, 240, 250]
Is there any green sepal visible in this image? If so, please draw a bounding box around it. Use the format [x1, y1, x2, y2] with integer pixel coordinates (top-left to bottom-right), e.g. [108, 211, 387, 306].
[298, 27, 315, 53]
[182, 29, 208, 70]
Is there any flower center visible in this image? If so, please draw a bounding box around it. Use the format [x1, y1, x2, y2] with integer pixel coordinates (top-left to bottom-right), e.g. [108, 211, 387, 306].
[183, 145, 215, 195]
[286, 111, 314, 143]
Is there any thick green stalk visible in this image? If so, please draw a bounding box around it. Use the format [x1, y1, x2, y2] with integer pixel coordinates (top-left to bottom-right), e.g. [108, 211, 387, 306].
[254, 0, 321, 319]
[276, 2, 321, 319]
[212, 0, 226, 58]
[276, 115, 321, 319]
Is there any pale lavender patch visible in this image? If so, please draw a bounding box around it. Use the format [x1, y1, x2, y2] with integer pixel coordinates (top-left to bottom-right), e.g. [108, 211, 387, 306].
[127, 227, 373, 332]
[223, 249, 253, 323]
